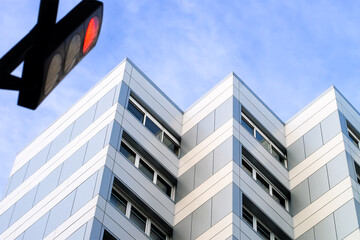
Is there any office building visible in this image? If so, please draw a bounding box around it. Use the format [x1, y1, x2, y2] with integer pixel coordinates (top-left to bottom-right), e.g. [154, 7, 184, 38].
[0, 58, 360, 240]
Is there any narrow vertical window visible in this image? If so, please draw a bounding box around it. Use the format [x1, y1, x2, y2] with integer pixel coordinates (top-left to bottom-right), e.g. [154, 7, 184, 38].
[130, 207, 147, 232]
[256, 131, 270, 151]
[156, 175, 172, 197]
[163, 133, 180, 156]
[110, 189, 127, 214]
[241, 116, 254, 135]
[128, 101, 145, 122]
[272, 189, 286, 208]
[150, 224, 167, 240]
[242, 208, 253, 226]
[103, 230, 117, 240]
[145, 117, 162, 140]
[139, 159, 155, 181]
[256, 173, 269, 192]
[257, 221, 271, 240]
[242, 159, 253, 176]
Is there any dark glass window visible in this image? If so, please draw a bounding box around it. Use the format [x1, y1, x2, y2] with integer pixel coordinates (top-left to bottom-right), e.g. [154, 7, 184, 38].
[150, 224, 166, 240]
[130, 207, 147, 232]
[110, 190, 127, 214]
[242, 159, 253, 176]
[103, 230, 117, 240]
[120, 142, 136, 164]
[349, 131, 359, 147]
[242, 208, 253, 226]
[145, 117, 162, 139]
[128, 101, 144, 122]
[256, 131, 270, 151]
[272, 189, 286, 208]
[256, 174, 269, 192]
[241, 116, 254, 135]
[139, 159, 154, 181]
[156, 175, 172, 197]
[271, 147, 285, 165]
[257, 221, 271, 240]
[163, 133, 179, 156]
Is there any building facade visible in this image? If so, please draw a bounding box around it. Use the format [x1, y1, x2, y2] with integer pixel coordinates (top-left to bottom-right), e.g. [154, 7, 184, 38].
[1, 58, 360, 240]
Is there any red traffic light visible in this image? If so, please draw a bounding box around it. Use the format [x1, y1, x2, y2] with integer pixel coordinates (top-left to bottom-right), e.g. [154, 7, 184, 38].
[83, 17, 100, 54]
[17, 1, 103, 109]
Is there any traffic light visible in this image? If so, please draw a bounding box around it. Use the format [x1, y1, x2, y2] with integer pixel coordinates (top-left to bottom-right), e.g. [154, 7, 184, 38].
[17, 0, 103, 109]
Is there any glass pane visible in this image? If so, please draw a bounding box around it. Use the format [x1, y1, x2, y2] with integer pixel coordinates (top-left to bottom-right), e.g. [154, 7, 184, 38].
[150, 224, 167, 240]
[272, 189, 286, 208]
[349, 131, 359, 146]
[242, 159, 253, 176]
[156, 175, 172, 197]
[103, 230, 117, 240]
[271, 147, 285, 165]
[241, 116, 254, 135]
[127, 101, 144, 122]
[256, 131, 270, 151]
[257, 221, 270, 240]
[110, 190, 127, 214]
[163, 133, 179, 156]
[139, 159, 154, 181]
[242, 208, 253, 226]
[256, 174, 269, 192]
[145, 118, 162, 140]
[119, 142, 136, 164]
[130, 207, 147, 232]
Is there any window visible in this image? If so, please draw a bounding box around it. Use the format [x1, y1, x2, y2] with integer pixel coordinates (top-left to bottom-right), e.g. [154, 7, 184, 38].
[127, 96, 180, 156]
[120, 142, 136, 164]
[348, 128, 359, 148]
[242, 207, 280, 240]
[242, 157, 288, 211]
[110, 182, 169, 239]
[119, 141, 174, 199]
[355, 161, 360, 184]
[241, 112, 287, 168]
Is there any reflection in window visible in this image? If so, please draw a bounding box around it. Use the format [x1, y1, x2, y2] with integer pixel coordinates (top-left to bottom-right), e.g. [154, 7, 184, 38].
[145, 117, 162, 140]
[242, 207, 253, 226]
[127, 101, 144, 122]
[130, 207, 147, 232]
[110, 189, 127, 214]
[256, 173, 269, 192]
[241, 116, 254, 135]
[156, 176, 171, 197]
[163, 133, 179, 156]
[150, 224, 167, 240]
[256, 131, 270, 151]
[139, 159, 155, 181]
[257, 221, 271, 240]
[273, 189, 286, 208]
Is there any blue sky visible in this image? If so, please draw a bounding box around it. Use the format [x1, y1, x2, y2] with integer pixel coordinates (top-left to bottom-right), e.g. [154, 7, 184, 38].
[1, 0, 360, 196]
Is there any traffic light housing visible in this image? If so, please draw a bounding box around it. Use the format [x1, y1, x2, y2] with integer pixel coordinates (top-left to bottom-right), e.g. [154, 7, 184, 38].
[0, 0, 103, 109]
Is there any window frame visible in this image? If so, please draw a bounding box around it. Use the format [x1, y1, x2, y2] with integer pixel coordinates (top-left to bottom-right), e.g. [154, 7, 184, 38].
[119, 140, 175, 200]
[241, 113, 287, 168]
[242, 157, 288, 211]
[128, 96, 180, 156]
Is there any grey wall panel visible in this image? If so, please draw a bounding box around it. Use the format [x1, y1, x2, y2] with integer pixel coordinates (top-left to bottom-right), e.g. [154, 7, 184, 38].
[291, 179, 310, 215]
[71, 104, 97, 140]
[233, 97, 241, 123]
[94, 86, 116, 120]
[215, 97, 232, 130]
[6, 162, 29, 196]
[347, 153, 357, 182]
[22, 212, 49, 240]
[44, 190, 76, 237]
[109, 121, 122, 150]
[320, 111, 341, 144]
[84, 126, 108, 163]
[71, 172, 98, 215]
[88, 218, 103, 240]
[296, 228, 315, 240]
[326, 151, 349, 188]
[233, 137, 241, 166]
[10, 186, 37, 225]
[118, 82, 130, 108]
[212, 184, 232, 225]
[48, 124, 73, 160]
[355, 199, 360, 228]
[314, 214, 336, 240]
[98, 166, 113, 199]
[176, 166, 195, 202]
[58, 144, 87, 184]
[181, 125, 197, 157]
[194, 152, 213, 188]
[34, 165, 62, 205]
[191, 200, 211, 240]
[308, 166, 329, 202]
[304, 124, 323, 157]
[338, 111, 349, 135]
[0, 205, 14, 234]
[25, 143, 51, 179]
[287, 137, 305, 170]
[66, 223, 87, 240]
[334, 200, 359, 240]
[233, 184, 241, 218]
[214, 137, 232, 173]
[197, 111, 215, 144]
[173, 215, 191, 240]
